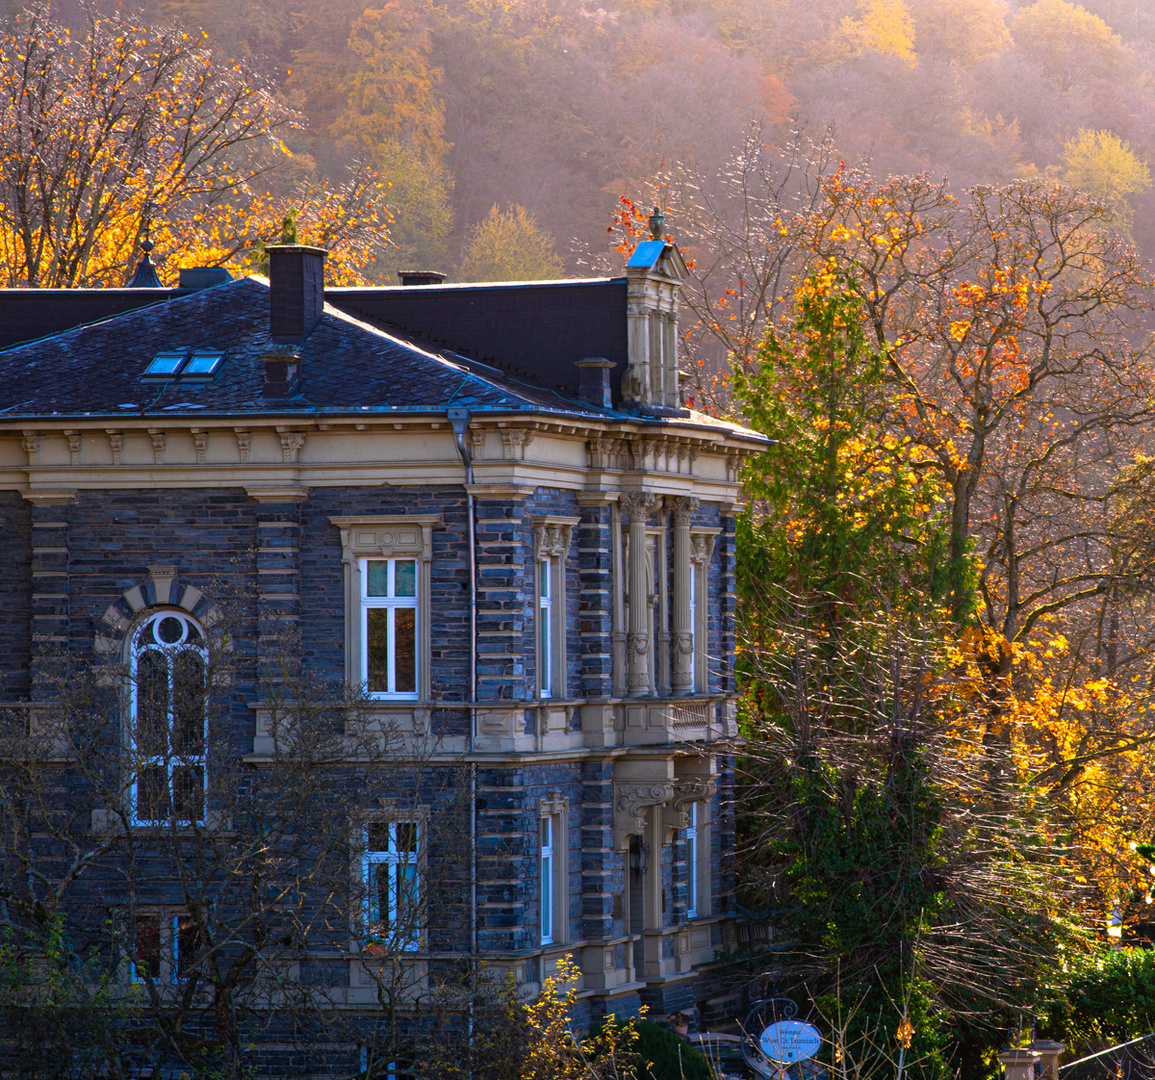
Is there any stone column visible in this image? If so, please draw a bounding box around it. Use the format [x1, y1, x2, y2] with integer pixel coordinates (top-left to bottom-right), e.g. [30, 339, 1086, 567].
[669, 497, 698, 693]
[1030, 1040, 1065, 1080]
[998, 1049, 1040, 1080]
[621, 492, 658, 697]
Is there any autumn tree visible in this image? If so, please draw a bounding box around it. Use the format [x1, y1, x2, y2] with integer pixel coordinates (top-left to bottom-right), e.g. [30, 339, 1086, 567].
[734, 271, 1079, 1080]
[458, 204, 564, 282]
[0, 4, 392, 288]
[0, 4, 288, 287]
[1010, 0, 1133, 92]
[1062, 128, 1151, 233]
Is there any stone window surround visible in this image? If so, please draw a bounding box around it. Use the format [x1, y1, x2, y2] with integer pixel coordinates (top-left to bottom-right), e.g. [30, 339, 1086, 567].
[127, 608, 208, 828]
[353, 804, 430, 954]
[539, 790, 569, 946]
[129, 907, 197, 986]
[531, 516, 578, 701]
[330, 515, 443, 702]
[688, 527, 720, 694]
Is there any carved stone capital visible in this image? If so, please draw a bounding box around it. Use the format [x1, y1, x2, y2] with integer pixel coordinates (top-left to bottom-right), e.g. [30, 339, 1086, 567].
[149, 429, 166, 465]
[587, 437, 620, 470]
[619, 491, 659, 524]
[668, 496, 699, 525]
[500, 429, 534, 460]
[280, 431, 306, 464]
[537, 523, 572, 558]
[690, 532, 717, 567]
[540, 788, 568, 817]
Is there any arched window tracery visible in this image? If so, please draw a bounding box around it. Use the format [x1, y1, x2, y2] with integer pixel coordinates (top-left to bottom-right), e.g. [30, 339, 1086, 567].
[128, 610, 207, 826]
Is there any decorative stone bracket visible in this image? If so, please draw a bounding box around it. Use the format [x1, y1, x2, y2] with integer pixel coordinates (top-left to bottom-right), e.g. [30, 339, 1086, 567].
[661, 777, 717, 836]
[614, 782, 674, 848]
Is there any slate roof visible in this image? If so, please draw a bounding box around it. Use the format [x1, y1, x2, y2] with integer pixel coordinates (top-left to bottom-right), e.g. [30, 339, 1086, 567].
[328, 279, 629, 402]
[0, 274, 767, 448]
[0, 276, 613, 421]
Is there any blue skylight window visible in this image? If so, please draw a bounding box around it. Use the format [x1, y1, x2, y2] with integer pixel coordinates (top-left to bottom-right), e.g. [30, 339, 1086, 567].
[181, 351, 225, 381]
[142, 352, 187, 380]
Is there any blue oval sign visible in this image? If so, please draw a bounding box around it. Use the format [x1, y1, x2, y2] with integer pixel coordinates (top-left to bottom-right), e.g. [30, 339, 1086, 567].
[759, 1020, 822, 1064]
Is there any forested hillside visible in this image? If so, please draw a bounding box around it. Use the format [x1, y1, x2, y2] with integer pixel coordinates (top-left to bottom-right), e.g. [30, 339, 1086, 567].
[7, 0, 1151, 282]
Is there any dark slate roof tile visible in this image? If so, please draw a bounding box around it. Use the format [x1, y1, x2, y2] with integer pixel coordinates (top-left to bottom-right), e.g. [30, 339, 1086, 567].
[0, 277, 602, 420]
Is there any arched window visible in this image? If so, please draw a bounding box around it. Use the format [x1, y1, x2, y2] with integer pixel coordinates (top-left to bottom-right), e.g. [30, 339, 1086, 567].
[128, 611, 207, 826]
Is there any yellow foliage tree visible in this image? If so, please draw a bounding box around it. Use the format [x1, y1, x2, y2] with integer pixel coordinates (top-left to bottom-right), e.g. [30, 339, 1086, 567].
[521, 956, 642, 1080]
[0, 4, 390, 288]
[1063, 128, 1152, 232]
[840, 0, 917, 62]
[909, 0, 1011, 67]
[1011, 0, 1132, 90]
[459, 205, 564, 283]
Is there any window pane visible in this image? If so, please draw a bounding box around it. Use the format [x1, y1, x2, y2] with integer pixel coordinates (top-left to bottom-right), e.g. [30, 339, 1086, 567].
[136, 650, 169, 756]
[367, 823, 391, 853]
[394, 560, 416, 597]
[366, 561, 390, 597]
[394, 609, 416, 694]
[172, 765, 204, 822]
[156, 616, 185, 645]
[176, 915, 198, 981]
[397, 863, 418, 927]
[172, 650, 205, 753]
[541, 852, 553, 942]
[135, 914, 161, 979]
[366, 609, 389, 692]
[138, 765, 170, 821]
[396, 821, 417, 854]
[371, 863, 390, 928]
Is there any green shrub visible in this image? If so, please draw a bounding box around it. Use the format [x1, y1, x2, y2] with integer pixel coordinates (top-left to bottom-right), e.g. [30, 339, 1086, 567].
[1053, 948, 1155, 1051]
[634, 1020, 713, 1080]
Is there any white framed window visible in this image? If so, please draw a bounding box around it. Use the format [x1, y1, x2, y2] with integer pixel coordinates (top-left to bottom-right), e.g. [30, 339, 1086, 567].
[688, 565, 697, 694]
[361, 557, 418, 697]
[331, 515, 443, 702]
[690, 530, 719, 694]
[683, 799, 711, 919]
[540, 814, 556, 943]
[532, 517, 577, 701]
[128, 610, 207, 826]
[363, 820, 421, 951]
[686, 802, 700, 918]
[539, 792, 568, 945]
[538, 556, 553, 698]
[132, 911, 199, 984]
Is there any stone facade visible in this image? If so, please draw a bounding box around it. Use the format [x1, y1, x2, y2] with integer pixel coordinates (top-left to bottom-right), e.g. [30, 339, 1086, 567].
[0, 244, 765, 1068]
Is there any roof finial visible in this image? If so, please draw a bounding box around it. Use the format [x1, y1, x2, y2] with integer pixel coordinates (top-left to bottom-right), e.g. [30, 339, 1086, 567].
[125, 225, 163, 289]
[648, 206, 665, 241]
[281, 215, 297, 245]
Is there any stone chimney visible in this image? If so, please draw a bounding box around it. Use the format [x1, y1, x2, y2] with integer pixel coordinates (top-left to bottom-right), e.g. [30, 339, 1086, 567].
[398, 270, 446, 287]
[575, 358, 614, 408]
[267, 244, 326, 342]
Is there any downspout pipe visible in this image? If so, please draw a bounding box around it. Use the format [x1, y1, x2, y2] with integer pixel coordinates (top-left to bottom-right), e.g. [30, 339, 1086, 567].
[447, 408, 479, 1035]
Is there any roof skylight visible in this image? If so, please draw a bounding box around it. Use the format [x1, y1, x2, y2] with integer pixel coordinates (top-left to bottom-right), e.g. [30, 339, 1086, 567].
[182, 351, 225, 381]
[140, 350, 226, 383]
[142, 352, 186, 380]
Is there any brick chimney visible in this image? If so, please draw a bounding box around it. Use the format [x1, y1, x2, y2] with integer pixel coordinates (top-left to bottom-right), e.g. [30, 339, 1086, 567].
[267, 244, 326, 342]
